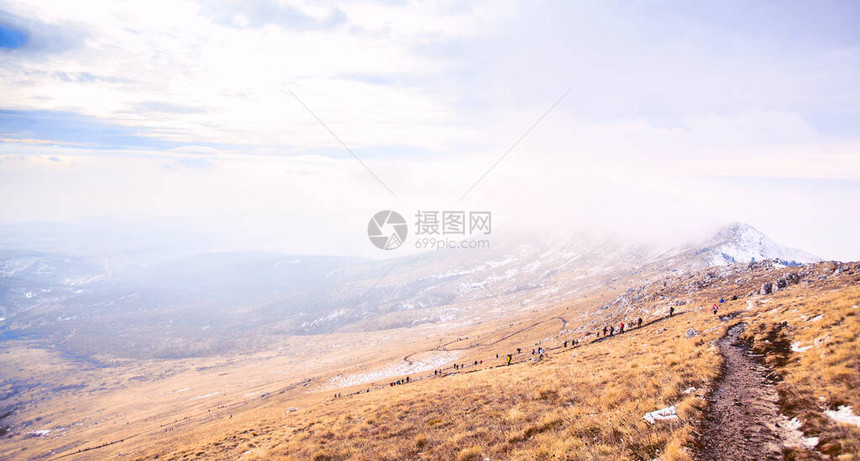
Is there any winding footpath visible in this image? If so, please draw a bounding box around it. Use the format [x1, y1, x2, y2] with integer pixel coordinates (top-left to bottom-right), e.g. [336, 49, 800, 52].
[696, 323, 784, 460]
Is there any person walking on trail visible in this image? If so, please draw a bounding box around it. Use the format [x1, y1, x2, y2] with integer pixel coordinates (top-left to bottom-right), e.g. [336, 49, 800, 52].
[531, 349, 536, 355]
[619, 322, 625, 334]
[517, 347, 522, 354]
[637, 317, 643, 329]
[669, 306, 675, 317]
[713, 303, 719, 315]
[603, 326, 608, 336]
[609, 325, 615, 336]
[506, 354, 512, 365]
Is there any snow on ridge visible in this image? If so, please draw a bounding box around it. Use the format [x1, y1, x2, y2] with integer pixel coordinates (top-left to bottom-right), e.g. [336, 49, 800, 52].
[706, 223, 820, 266]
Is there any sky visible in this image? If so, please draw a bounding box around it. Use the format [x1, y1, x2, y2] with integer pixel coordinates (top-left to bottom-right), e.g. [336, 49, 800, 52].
[0, 0, 859, 259]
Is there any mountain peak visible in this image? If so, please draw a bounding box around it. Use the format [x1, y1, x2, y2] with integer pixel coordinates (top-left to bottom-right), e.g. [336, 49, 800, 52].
[702, 222, 820, 267]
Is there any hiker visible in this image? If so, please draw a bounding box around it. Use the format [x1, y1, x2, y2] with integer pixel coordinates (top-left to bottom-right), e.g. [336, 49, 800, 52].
[496, 354, 499, 359]
[517, 347, 522, 354]
[713, 303, 718, 315]
[720, 297, 724, 303]
[538, 347, 544, 355]
[563, 340, 568, 347]
[637, 317, 643, 328]
[609, 325, 614, 336]
[406, 376, 410, 383]
[669, 306, 675, 317]
[620, 322, 625, 334]
[506, 354, 512, 365]
[603, 326, 608, 336]
[532, 349, 536, 355]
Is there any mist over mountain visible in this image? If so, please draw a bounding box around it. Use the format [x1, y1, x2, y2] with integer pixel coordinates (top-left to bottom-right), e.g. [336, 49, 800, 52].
[0, 220, 820, 362]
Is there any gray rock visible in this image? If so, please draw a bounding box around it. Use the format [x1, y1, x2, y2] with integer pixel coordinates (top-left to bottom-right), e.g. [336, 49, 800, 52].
[686, 328, 698, 338]
[760, 282, 773, 295]
[776, 278, 788, 290]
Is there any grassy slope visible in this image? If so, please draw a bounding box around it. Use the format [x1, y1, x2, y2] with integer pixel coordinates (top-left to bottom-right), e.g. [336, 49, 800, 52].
[143, 262, 859, 461]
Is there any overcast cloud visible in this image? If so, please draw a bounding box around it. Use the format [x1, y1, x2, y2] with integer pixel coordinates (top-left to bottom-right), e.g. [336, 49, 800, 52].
[1, 0, 858, 259]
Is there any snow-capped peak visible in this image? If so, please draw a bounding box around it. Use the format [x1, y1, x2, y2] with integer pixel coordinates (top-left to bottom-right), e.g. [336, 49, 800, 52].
[701, 222, 820, 267]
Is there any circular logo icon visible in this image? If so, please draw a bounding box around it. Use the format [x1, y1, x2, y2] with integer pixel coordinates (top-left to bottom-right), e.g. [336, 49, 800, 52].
[367, 210, 407, 250]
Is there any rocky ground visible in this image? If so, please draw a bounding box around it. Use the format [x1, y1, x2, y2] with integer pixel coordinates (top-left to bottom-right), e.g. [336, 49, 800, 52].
[695, 322, 784, 460]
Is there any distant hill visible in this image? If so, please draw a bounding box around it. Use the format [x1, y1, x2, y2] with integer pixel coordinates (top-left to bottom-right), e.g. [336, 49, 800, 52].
[693, 222, 821, 267]
[0, 221, 822, 360]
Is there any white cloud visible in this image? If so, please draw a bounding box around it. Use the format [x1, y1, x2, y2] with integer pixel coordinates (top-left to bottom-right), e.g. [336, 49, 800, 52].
[0, 0, 859, 258]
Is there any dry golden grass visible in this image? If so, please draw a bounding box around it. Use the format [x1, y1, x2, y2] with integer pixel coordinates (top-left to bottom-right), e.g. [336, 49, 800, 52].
[147, 262, 858, 461]
[740, 276, 860, 459]
[3, 261, 857, 460]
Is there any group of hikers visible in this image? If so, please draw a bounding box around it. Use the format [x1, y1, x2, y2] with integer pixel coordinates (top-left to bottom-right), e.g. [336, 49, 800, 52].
[596, 316, 644, 338]
[388, 376, 410, 387]
[334, 300, 731, 401]
[436, 359, 485, 374]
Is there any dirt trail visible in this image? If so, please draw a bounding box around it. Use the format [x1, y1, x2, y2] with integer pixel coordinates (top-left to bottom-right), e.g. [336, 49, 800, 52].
[696, 322, 785, 461]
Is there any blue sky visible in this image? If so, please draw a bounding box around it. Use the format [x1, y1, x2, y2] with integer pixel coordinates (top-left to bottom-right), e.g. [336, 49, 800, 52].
[0, 0, 859, 259]
[0, 22, 26, 49]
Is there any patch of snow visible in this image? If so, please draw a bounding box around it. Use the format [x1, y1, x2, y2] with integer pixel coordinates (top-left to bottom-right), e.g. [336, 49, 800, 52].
[779, 416, 818, 450]
[31, 429, 51, 437]
[643, 406, 677, 424]
[683, 387, 697, 394]
[825, 406, 860, 427]
[808, 314, 823, 322]
[791, 342, 812, 353]
[170, 388, 190, 394]
[191, 392, 220, 400]
[325, 351, 461, 390]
